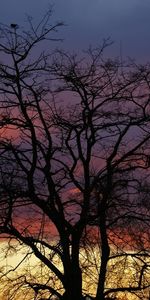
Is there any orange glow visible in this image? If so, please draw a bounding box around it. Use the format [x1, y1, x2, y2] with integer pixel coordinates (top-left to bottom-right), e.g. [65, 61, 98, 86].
[0, 240, 149, 300]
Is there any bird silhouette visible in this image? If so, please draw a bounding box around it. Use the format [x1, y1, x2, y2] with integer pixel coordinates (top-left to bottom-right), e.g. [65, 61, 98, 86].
[10, 24, 18, 29]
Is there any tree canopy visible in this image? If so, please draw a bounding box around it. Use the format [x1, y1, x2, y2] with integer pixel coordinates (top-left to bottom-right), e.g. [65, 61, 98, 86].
[0, 11, 149, 300]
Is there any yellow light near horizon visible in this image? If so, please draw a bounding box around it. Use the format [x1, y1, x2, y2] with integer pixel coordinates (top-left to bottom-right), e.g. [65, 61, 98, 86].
[0, 241, 149, 300]
[0, 241, 63, 300]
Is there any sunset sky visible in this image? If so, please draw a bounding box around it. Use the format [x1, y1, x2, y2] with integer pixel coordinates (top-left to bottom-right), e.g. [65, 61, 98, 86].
[0, 2, 150, 299]
[0, 0, 150, 61]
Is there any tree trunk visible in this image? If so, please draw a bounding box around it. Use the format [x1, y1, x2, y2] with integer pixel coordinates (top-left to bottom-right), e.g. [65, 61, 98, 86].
[95, 212, 110, 300]
[63, 265, 82, 300]
[63, 233, 83, 300]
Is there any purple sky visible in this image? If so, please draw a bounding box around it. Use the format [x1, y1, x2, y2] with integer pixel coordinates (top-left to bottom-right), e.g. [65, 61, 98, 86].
[1, 0, 150, 62]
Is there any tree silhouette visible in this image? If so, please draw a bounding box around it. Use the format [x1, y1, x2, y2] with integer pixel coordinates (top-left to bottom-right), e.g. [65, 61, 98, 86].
[0, 13, 149, 300]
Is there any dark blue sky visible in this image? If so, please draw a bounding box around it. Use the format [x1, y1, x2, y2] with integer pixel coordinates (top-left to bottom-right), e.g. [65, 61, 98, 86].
[1, 0, 150, 62]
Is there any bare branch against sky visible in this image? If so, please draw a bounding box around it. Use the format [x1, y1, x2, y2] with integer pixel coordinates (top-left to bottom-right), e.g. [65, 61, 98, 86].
[0, 12, 150, 300]
[0, 0, 150, 60]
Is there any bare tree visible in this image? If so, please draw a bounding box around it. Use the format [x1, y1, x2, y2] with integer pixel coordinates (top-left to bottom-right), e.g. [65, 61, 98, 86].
[0, 14, 149, 300]
[50, 48, 150, 300]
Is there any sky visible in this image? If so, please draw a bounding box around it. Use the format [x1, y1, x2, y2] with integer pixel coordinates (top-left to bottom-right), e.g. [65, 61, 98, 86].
[0, 2, 150, 298]
[0, 0, 150, 62]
